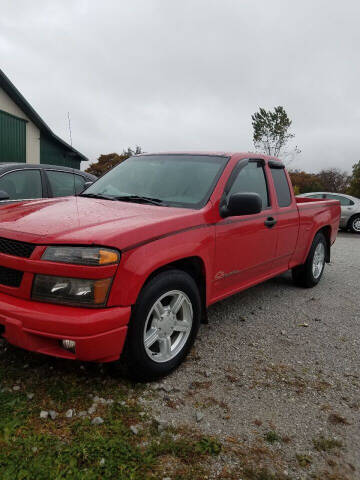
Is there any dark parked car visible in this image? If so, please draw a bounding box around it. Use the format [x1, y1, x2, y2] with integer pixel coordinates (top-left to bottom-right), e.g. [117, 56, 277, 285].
[0, 163, 96, 204]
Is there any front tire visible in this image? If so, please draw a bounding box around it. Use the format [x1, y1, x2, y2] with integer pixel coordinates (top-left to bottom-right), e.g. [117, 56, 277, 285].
[292, 232, 327, 288]
[349, 215, 360, 234]
[121, 270, 201, 381]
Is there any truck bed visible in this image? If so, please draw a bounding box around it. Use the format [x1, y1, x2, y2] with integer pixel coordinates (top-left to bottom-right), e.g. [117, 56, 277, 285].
[290, 196, 341, 267]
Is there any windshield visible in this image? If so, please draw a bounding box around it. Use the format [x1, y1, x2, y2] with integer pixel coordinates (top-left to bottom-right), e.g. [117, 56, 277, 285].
[84, 154, 228, 208]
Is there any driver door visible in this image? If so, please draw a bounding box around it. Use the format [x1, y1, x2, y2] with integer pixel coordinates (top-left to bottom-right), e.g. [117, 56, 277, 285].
[213, 160, 278, 300]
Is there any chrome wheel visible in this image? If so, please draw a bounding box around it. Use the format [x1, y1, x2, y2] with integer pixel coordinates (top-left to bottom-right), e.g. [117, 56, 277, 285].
[352, 217, 360, 233]
[312, 242, 325, 279]
[143, 290, 193, 363]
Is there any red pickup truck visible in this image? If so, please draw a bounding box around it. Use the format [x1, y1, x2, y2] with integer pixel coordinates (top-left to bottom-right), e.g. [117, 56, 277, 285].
[0, 153, 340, 380]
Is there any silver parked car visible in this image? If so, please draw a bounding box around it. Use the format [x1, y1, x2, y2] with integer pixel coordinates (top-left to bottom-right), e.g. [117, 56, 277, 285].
[298, 192, 360, 233]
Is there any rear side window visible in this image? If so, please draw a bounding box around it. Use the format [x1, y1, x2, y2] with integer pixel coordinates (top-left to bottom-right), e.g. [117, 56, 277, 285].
[227, 161, 269, 208]
[74, 175, 86, 195]
[325, 194, 354, 206]
[270, 167, 292, 207]
[308, 194, 324, 199]
[47, 171, 76, 197]
[0, 169, 42, 200]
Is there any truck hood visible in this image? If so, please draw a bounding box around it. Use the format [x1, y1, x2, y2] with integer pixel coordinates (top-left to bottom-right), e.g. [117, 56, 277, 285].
[0, 197, 204, 249]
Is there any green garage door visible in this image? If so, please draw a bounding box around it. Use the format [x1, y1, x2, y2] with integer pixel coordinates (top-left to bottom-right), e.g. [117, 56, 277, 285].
[0, 109, 26, 162]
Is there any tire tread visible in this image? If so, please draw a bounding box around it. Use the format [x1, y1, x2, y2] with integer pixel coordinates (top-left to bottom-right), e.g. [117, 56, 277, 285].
[292, 232, 326, 288]
[119, 269, 201, 381]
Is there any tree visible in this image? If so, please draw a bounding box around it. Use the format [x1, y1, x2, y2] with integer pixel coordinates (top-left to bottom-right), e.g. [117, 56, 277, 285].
[288, 170, 324, 194]
[86, 146, 142, 177]
[317, 168, 350, 193]
[252, 106, 299, 158]
[348, 160, 360, 198]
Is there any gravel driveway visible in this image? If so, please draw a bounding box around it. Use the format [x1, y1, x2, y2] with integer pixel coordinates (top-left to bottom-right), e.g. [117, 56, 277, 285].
[1, 233, 358, 479]
[142, 232, 360, 478]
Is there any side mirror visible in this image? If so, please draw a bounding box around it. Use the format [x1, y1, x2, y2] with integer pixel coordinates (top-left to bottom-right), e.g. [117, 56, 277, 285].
[0, 190, 10, 201]
[221, 192, 262, 218]
[78, 181, 94, 195]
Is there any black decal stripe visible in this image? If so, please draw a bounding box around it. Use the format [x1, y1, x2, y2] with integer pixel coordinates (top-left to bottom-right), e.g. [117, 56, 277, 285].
[218, 209, 298, 226]
[219, 212, 275, 226]
[122, 202, 335, 252]
[122, 224, 213, 253]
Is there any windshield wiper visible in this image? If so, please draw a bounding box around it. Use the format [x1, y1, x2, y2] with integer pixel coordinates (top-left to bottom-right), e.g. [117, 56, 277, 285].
[80, 192, 167, 206]
[115, 195, 167, 206]
[79, 193, 116, 201]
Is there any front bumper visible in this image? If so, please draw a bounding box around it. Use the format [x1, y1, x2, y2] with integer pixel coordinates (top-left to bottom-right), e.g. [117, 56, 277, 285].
[0, 292, 131, 362]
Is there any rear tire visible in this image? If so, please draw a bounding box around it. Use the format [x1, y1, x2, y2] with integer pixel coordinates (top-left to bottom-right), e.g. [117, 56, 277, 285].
[349, 215, 360, 234]
[292, 232, 327, 288]
[120, 269, 201, 381]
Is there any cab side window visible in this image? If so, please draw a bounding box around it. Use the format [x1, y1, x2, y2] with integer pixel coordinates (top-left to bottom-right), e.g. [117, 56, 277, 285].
[0, 169, 42, 200]
[227, 161, 269, 209]
[270, 167, 292, 207]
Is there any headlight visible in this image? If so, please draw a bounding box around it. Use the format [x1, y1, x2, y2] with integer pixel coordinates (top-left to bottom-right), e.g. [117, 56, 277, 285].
[32, 275, 112, 307]
[41, 246, 120, 266]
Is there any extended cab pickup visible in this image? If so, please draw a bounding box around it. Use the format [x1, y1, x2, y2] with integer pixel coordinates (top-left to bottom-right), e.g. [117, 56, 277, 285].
[0, 153, 340, 380]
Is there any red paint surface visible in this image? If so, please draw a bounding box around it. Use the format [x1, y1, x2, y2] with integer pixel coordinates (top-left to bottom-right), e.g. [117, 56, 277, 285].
[0, 153, 340, 362]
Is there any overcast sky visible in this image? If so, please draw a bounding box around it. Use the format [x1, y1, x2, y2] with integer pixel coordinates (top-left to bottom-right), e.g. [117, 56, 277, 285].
[1, 0, 359, 172]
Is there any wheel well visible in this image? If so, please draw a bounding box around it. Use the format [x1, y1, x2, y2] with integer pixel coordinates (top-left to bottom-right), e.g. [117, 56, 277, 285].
[143, 257, 207, 322]
[317, 225, 331, 262]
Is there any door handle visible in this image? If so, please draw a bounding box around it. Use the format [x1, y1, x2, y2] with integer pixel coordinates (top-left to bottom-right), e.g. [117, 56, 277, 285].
[264, 216, 277, 228]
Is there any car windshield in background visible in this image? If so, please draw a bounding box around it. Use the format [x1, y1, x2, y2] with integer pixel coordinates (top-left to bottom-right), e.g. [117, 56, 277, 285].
[83, 154, 228, 208]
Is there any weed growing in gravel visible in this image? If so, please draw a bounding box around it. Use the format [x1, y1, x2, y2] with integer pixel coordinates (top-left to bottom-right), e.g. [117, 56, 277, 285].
[241, 466, 285, 480]
[328, 413, 351, 425]
[264, 431, 281, 444]
[195, 437, 222, 455]
[313, 436, 343, 452]
[296, 453, 312, 467]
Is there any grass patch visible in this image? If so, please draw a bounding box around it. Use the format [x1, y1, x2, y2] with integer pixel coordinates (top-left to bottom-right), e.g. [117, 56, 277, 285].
[0, 343, 351, 479]
[0, 345, 222, 480]
[148, 431, 222, 462]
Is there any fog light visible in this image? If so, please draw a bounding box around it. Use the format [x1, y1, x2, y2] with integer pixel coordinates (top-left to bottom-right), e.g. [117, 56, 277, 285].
[61, 339, 76, 352]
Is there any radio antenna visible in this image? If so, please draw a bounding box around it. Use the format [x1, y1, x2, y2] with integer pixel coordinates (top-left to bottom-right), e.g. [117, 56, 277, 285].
[67, 112, 73, 146]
